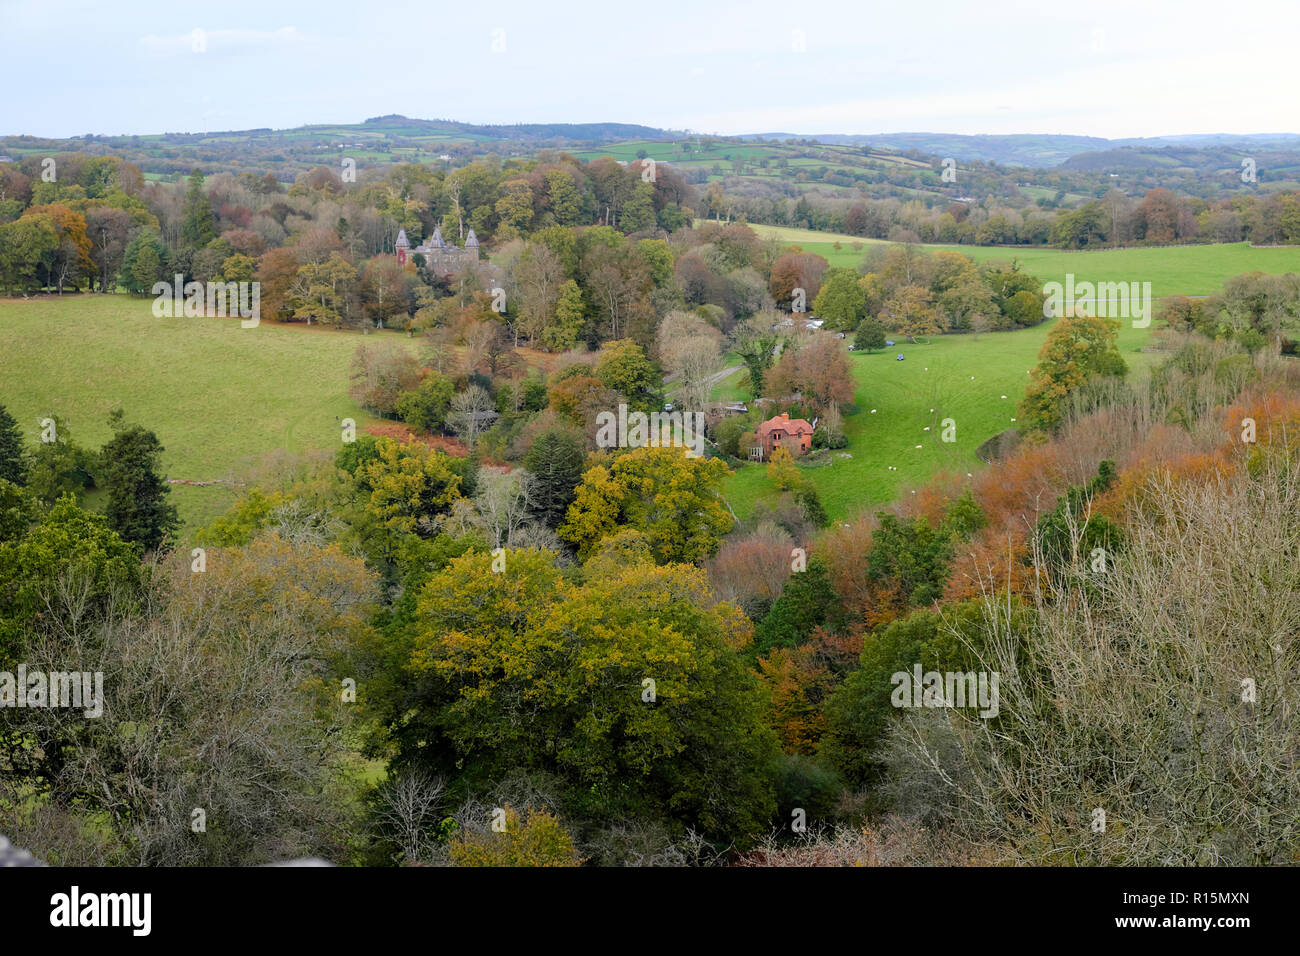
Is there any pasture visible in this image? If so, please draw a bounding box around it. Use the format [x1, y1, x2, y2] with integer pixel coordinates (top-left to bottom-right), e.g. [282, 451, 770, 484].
[720, 316, 1158, 523]
[0, 295, 419, 530]
[737, 223, 1300, 298]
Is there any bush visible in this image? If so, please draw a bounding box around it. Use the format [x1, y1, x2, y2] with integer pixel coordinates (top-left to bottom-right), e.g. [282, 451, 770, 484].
[448, 805, 583, 867]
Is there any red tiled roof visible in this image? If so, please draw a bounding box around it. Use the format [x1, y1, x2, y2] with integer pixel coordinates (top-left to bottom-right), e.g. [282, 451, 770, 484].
[757, 412, 813, 437]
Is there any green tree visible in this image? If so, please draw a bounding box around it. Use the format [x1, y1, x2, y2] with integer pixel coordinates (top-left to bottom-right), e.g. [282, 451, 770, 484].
[393, 372, 455, 433]
[101, 415, 180, 552]
[523, 428, 587, 529]
[0, 404, 27, 486]
[1034, 459, 1123, 582]
[853, 315, 885, 355]
[543, 279, 585, 352]
[544, 169, 583, 226]
[119, 228, 168, 294]
[0, 215, 59, 294]
[795, 483, 829, 529]
[812, 267, 868, 330]
[821, 599, 1029, 786]
[868, 512, 954, 607]
[398, 549, 778, 842]
[754, 556, 841, 656]
[181, 169, 216, 247]
[27, 415, 96, 506]
[0, 496, 141, 664]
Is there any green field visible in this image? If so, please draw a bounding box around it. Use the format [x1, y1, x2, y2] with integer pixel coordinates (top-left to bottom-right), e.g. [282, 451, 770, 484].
[0, 295, 416, 530]
[734, 223, 1300, 298]
[722, 317, 1158, 522]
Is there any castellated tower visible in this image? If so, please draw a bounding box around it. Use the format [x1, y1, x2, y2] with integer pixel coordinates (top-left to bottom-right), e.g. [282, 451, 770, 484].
[394, 228, 410, 266]
[407, 224, 481, 277]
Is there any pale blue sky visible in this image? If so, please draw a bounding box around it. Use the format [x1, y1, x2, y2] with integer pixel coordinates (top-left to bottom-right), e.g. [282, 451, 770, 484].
[3, 0, 1296, 139]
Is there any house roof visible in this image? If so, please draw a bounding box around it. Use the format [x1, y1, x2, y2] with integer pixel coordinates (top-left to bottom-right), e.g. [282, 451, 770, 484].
[757, 412, 813, 437]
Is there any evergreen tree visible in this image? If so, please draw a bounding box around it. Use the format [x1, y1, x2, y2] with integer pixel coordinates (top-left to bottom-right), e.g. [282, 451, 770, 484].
[795, 483, 828, 529]
[854, 316, 886, 353]
[754, 557, 842, 656]
[101, 415, 179, 552]
[0, 404, 27, 486]
[181, 169, 216, 248]
[119, 229, 168, 294]
[523, 429, 587, 529]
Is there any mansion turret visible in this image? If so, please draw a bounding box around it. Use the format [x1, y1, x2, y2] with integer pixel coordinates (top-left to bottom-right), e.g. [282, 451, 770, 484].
[395, 226, 479, 276]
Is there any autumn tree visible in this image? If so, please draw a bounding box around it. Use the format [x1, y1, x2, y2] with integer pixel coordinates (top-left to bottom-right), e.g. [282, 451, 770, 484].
[360, 254, 410, 329]
[349, 341, 423, 416]
[447, 385, 497, 449]
[514, 243, 565, 345]
[882, 284, 942, 342]
[290, 253, 359, 326]
[395, 548, 778, 842]
[766, 335, 854, 413]
[658, 311, 722, 412]
[767, 446, 801, 491]
[559, 446, 734, 563]
[769, 251, 828, 311]
[1020, 314, 1127, 432]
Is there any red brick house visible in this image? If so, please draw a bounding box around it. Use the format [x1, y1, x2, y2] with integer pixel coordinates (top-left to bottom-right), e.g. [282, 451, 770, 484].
[754, 412, 814, 460]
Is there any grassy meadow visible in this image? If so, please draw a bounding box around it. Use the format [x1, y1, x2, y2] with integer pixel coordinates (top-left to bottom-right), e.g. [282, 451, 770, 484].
[0, 295, 419, 530]
[734, 222, 1300, 298]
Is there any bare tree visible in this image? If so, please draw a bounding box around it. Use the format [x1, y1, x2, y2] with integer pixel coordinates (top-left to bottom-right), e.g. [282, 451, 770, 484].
[474, 470, 535, 548]
[447, 384, 496, 449]
[375, 770, 446, 865]
[885, 455, 1300, 865]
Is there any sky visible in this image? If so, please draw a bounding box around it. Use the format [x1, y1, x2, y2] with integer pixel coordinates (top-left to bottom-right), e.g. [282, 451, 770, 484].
[3, 0, 1297, 140]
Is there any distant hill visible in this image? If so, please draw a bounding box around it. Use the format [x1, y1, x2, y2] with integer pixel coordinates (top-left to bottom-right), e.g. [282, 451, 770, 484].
[745, 132, 1300, 168]
[355, 115, 675, 143]
[0, 115, 681, 180]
